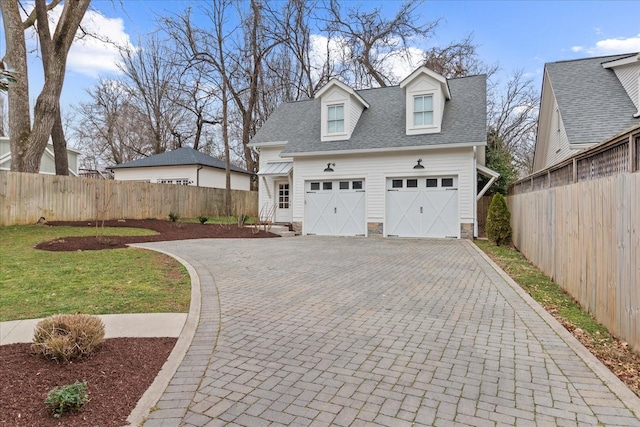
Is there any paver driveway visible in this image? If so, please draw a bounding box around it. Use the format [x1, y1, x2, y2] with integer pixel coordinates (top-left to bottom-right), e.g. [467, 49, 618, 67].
[140, 238, 640, 427]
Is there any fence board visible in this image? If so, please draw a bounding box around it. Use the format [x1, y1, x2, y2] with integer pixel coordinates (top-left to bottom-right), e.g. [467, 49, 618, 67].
[0, 172, 258, 226]
[509, 173, 640, 353]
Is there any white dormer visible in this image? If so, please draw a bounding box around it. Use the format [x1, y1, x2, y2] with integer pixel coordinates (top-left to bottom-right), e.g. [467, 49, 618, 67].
[602, 53, 640, 117]
[400, 67, 451, 135]
[315, 79, 369, 142]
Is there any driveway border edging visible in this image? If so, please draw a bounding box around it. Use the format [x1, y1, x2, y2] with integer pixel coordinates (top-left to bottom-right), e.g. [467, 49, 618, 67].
[466, 240, 640, 416]
[126, 247, 202, 427]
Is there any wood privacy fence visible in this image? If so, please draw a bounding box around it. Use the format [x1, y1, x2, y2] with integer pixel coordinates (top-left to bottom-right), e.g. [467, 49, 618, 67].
[508, 126, 640, 353]
[0, 172, 258, 226]
[511, 125, 640, 195]
[476, 195, 493, 237]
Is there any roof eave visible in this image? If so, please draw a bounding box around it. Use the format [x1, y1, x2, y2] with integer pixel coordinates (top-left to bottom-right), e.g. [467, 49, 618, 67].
[281, 141, 485, 157]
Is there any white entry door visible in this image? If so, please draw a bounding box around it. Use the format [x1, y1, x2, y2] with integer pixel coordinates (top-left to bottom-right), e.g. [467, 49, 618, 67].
[386, 177, 458, 238]
[274, 181, 292, 223]
[305, 180, 366, 236]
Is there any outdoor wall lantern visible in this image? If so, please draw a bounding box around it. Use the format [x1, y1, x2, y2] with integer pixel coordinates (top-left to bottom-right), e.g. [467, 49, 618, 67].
[324, 163, 335, 172]
[413, 159, 425, 169]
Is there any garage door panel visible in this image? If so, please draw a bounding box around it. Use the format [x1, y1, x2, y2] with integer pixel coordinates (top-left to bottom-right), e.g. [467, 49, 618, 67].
[386, 177, 459, 238]
[305, 181, 366, 236]
[306, 192, 335, 235]
[336, 192, 366, 236]
[386, 190, 422, 237]
[423, 190, 458, 238]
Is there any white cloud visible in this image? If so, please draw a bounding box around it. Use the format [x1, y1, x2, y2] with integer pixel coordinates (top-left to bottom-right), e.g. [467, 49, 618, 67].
[22, 3, 133, 78]
[68, 11, 134, 77]
[572, 34, 640, 56]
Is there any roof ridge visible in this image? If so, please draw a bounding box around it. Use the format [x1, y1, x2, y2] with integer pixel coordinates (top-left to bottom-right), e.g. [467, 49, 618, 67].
[548, 52, 638, 66]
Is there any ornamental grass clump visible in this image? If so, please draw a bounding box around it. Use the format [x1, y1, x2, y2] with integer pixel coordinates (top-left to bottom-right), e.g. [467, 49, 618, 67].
[32, 314, 105, 362]
[486, 193, 512, 246]
[45, 381, 89, 418]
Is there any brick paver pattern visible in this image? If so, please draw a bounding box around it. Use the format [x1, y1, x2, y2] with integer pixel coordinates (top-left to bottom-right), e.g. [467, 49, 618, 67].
[141, 238, 640, 427]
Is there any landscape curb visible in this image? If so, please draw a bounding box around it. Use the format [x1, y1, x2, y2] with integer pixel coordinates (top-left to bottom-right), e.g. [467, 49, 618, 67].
[466, 240, 640, 417]
[126, 246, 202, 427]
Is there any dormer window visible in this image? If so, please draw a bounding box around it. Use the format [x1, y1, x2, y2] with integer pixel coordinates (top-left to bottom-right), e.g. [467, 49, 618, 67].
[413, 95, 433, 127]
[400, 66, 450, 135]
[327, 104, 344, 134]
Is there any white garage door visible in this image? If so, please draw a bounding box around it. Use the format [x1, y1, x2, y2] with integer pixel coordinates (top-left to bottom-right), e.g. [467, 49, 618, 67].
[386, 177, 458, 238]
[305, 180, 366, 236]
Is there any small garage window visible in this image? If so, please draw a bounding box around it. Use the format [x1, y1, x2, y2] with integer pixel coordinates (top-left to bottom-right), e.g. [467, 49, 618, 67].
[352, 181, 363, 190]
[407, 179, 418, 188]
[426, 178, 438, 188]
[339, 181, 349, 190]
[442, 178, 454, 187]
[392, 179, 403, 188]
[310, 182, 320, 190]
[323, 182, 333, 190]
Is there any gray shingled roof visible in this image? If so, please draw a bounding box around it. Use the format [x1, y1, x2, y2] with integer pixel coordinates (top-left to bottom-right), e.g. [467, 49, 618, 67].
[110, 147, 252, 174]
[546, 53, 639, 145]
[250, 75, 487, 155]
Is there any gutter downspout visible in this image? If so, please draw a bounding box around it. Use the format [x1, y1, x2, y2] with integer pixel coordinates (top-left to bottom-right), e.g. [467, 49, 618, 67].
[196, 166, 203, 187]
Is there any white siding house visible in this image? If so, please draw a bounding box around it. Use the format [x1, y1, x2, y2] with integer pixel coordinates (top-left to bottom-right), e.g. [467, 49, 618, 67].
[0, 136, 80, 175]
[533, 52, 640, 172]
[250, 67, 496, 239]
[110, 147, 253, 191]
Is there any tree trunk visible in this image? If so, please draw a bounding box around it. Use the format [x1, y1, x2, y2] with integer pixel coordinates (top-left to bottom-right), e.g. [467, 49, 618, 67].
[1, 0, 31, 171]
[52, 109, 69, 175]
[2, 0, 89, 173]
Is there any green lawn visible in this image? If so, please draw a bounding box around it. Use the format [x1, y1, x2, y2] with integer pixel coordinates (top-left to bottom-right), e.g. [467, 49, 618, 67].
[0, 225, 191, 321]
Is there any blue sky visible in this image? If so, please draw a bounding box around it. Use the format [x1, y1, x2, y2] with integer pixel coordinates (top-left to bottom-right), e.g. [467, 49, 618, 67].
[2, 0, 640, 112]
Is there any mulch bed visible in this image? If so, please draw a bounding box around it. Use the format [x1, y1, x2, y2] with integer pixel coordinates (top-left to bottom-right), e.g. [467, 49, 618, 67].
[0, 338, 176, 426]
[35, 219, 279, 251]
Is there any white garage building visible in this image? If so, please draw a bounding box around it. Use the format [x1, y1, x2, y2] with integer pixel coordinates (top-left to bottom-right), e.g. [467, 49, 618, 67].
[249, 67, 497, 239]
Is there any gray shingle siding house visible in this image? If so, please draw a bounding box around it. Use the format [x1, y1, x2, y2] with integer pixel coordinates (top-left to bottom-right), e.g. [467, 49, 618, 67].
[110, 147, 253, 191]
[533, 52, 640, 172]
[249, 67, 496, 239]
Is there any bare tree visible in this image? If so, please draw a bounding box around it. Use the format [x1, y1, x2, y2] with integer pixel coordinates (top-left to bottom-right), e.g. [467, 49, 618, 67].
[323, 0, 438, 88]
[119, 34, 188, 155]
[1, 0, 90, 173]
[423, 35, 497, 79]
[73, 79, 149, 169]
[488, 70, 538, 175]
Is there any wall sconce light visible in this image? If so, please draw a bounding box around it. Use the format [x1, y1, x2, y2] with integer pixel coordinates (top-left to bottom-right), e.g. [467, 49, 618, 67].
[324, 163, 335, 172]
[413, 159, 425, 169]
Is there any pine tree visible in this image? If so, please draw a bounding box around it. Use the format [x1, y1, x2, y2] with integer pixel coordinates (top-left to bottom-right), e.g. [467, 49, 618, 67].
[486, 193, 512, 246]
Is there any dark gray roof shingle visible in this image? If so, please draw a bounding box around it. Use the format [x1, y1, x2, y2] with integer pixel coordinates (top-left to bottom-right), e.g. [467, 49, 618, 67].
[546, 53, 639, 145]
[110, 147, 252, 174]
[250, 75, 487, 155]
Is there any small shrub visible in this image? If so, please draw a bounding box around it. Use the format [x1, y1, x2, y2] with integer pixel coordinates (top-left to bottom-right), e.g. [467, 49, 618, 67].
[168, 212, 180, 222]
[237, 214, 248, 228]
[45, 381, 89, 418]
[32, 314, 105, 362]
[486, 193, 512, 246]
[198, 215, 209, 224]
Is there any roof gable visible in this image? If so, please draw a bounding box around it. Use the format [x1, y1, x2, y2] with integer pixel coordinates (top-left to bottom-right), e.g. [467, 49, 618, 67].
[400, 66, 451, 99]
[545, 53, 639, 146]
[314, 79, 370, 108]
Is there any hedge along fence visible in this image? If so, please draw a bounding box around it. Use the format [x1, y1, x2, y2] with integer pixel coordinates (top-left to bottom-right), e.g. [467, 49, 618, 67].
[0, 171, 258, 226]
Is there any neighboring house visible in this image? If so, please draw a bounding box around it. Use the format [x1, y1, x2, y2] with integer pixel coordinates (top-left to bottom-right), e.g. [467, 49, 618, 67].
[0, 136, 80, 175]
[533, 52, 640, 172]
[109, 147, 253, 191]
[249, 66, 498, 239]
